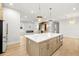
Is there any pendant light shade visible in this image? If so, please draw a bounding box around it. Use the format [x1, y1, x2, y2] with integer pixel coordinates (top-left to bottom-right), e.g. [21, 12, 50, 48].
[36, 16, 43, 19]
[36, 16, 43, 22]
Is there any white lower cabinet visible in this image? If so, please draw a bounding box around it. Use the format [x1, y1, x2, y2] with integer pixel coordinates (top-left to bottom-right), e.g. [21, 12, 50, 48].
[27, 36, 63, 56]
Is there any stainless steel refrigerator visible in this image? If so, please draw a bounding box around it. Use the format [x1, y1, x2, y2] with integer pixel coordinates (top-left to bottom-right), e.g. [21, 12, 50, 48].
[0, 20, 3, 54]
[0, 20, 8, 54]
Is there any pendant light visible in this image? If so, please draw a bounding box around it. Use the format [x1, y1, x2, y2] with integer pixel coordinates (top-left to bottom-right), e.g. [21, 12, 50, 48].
[49, 8, 53, 21]
[49, 8, 52, 18]
[36, 4, 43, 22]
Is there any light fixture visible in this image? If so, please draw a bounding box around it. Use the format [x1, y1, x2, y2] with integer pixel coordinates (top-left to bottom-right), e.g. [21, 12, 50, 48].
[69, 20, 76, 24]
[49, 8, 53, 20]
[38, 18, 41, 22]
[73, 7, 76, 11]
[36, 4, 43, 22]
[9, 3, 13, 6]
[36, 16, 43, 19]
[69, 17, 76, 24]
[31, 10, 34, 14]
[36, 16, 43, 22]
[49, 8, 52, 17]
[24, 16, 27, 18]
[31, 21, 34, 22]
[68, 8, 77, 24]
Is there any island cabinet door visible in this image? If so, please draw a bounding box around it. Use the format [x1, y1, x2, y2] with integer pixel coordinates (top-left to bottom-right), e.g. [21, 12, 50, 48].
[48, 38, 57, 55]
[28, 40, 40, 56]
[39, 42, 48, 56]
[56, 36, 62, 49]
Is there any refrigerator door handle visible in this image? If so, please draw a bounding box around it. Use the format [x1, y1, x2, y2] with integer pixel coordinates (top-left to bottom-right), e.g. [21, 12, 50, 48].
[3, 36, 6, 38]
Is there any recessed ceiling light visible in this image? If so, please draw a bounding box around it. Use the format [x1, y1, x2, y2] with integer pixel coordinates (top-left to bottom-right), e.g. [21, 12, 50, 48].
[32, 21, 34, 22]
[24, 16, 27, 18]
[69, 20, 76, 24]
[9, 3, 13, 6]
[73, 8, 76, 11]
[31, 10, 34, 14]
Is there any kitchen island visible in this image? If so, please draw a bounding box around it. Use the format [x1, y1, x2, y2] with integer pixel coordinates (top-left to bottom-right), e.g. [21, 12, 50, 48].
[24, 33, 63, 56]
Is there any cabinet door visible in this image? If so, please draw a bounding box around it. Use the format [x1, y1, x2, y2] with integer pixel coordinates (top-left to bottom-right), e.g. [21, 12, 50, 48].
[59, 35, 63, 44]
[28, 40, 39, 56]
[56, 36, 62, 49]
[39, 42, 48, 56]
[48, 38, 56, 55]
[0, 4, 3, 20]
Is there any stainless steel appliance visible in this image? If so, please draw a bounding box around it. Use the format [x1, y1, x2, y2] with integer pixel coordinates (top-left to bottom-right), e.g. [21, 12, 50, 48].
[3, 20, 8, 52]
[0, 20, 3, 54]
[0, 20, 8, 54]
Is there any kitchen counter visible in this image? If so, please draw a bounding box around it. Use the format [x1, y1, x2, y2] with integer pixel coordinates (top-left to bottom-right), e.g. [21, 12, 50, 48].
[24, 33, 63, 43]
[24, 33, 63, 56]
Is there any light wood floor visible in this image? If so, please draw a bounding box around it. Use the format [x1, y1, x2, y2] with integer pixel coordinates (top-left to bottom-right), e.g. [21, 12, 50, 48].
[53, 37, 79, 56]
[0, 37, 79, 56]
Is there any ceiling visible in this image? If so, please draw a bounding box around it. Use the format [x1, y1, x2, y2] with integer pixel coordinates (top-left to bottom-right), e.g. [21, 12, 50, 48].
[3, 3, 79, 22]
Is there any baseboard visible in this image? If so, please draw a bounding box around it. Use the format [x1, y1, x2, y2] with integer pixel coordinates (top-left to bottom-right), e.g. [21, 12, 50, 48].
[7, 41, 20, 45]
[6, 41, 20, 49]
[63, 36, 79, 39]
[63, 35, 79, 39]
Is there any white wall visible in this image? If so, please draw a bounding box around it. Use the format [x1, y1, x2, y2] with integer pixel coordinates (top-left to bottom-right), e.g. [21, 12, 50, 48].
[20, 21, 38, 35]
[3, 8, 20, 44]
[60, 19, 79, 38]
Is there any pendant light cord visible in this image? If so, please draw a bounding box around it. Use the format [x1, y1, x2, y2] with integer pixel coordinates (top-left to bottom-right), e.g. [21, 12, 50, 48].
[49, 8, 52, 19]
[39, 3, 41, 16]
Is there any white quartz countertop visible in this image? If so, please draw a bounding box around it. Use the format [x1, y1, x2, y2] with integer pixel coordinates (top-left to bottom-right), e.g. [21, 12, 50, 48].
[24, 33, 63, 43]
